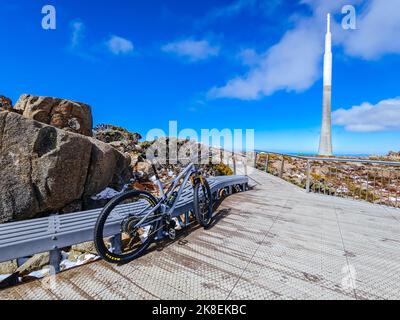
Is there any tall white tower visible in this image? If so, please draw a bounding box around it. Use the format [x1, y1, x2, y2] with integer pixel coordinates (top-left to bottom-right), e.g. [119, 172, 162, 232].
[318, 13, 333, 156]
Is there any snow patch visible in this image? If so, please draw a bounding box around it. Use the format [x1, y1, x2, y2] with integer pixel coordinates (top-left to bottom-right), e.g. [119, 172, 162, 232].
[91, 184, 132, 201]
[28, 268, 51, 279]
[91, 188, 121, 201]
[60, 253, 99, 271]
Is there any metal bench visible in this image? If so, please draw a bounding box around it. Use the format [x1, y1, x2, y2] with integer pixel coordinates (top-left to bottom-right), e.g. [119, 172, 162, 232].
[0, 175, 248, 271]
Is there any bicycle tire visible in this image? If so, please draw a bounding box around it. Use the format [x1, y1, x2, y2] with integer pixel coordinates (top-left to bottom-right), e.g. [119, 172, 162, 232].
[193, 178, 213, 228]
[94, 190, 160, 264]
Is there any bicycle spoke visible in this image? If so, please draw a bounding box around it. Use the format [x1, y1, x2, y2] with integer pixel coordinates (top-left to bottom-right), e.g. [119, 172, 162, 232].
[94, 190, 161, 263]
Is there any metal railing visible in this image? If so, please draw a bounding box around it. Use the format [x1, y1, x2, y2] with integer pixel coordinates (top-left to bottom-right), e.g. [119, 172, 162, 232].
[255, 151, 400, 208]
[0, 176, 249, 269]
[209, 148, 253, 177]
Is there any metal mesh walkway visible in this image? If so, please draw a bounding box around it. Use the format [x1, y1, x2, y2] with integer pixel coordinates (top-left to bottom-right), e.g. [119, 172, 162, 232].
[1, 168, 399, 300]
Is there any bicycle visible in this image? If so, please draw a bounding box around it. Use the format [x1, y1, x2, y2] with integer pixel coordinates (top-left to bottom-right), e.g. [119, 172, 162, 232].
[94, 162, 213, 264]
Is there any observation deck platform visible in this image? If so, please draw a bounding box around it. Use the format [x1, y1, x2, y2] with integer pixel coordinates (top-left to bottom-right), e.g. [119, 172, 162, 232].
[1, 168, 399, 300]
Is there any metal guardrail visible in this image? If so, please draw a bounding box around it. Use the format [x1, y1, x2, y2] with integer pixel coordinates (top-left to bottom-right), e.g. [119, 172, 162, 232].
[255, 151, 400, 208]
[0, 175, 248, 271]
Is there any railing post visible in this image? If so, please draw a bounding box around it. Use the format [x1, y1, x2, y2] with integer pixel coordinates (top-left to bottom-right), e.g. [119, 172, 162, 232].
[306, 160, 311, 193]
[254, 152, 257, 168]
[244, 156, 248, 176]
[396, 170, 399, 208]
[265, 154, 270, 173]
[279, 156, 285, 178]
[49, 249, 61, 274]
[232, 152, 237, 176]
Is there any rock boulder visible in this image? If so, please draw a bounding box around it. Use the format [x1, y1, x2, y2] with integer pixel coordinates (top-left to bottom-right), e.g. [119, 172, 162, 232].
[84, 138, 132, 197]
[0, 95, 13, 112]
[14, 94, 93, 137]
[0, 112, 131, 223]
[0, 260, 18, 274]
[16, 253, 50, 276]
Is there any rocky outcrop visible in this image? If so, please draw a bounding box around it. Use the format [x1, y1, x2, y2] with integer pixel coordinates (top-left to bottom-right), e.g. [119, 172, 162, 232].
[0, 96, 13, 112]
[94, 124, 142, 154]
[94, 124, 142, 144]
[16, 253, 50, 276]
[71, 242, 98, 255]
[387, 151, 400, 160]
[0, 112, 131, 223]
[84, 138, 132, 197]
[0, 260, 18, 274]
[14, 94, 93, 137]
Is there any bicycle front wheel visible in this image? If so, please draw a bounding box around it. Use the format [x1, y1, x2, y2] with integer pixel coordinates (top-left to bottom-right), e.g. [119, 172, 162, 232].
[193, 178, 213, 228]
[94, 190, 161, 264]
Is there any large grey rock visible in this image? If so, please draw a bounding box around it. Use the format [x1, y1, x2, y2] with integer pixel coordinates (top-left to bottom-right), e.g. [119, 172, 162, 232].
[71, 242, 97, 255]
[0, 260, 18, 274]
[14, 94, 93, 137]
[16, 253, 49, 276]
[84, 138, 131, 197]
[0, 112, 131, 222]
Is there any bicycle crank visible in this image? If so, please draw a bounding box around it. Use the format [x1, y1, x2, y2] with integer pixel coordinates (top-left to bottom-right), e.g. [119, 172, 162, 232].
[163, 218, 177, 240]
[168, 228, 176, 240]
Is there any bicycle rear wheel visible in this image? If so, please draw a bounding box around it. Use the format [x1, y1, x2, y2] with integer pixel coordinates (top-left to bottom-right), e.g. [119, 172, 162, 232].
[193, 178, 213, 228]
[94, 190, 161, 264]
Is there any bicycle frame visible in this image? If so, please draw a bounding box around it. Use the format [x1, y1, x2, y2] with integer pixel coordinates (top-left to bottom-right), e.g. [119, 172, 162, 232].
[132, 162, 198, 229]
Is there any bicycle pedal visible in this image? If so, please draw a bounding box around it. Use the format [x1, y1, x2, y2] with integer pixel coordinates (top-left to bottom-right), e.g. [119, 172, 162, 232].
[168, 228, 176, 240]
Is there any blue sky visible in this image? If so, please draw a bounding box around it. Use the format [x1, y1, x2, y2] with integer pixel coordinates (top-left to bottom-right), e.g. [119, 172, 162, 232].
[1, 0, 400, 155]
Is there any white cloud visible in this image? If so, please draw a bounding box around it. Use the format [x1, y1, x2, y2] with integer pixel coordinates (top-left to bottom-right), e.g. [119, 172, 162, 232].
[340, 0, 400, 59]
[68, 20, 98, 61]
[333, 98, 400, 132]
[70, 21, 85, 48]
[237, 48, 262, 66]
[205, 0, 257, 21]
[106, 35, 134, 55]
[200, 0, 280, 25]
[68, 22, 134, 60]
[209, 0, 400, 100]
[162, 39, 220, 62]
[208, 18, 324, 100]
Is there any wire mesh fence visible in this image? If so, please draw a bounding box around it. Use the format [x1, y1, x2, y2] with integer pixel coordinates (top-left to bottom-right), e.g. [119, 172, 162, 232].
[255, 152, 400, 208]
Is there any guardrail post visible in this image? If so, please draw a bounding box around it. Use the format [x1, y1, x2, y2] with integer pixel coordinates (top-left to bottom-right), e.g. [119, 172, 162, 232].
[49, 249, 61, 273]
[265, 154, 270, 173]
[244, 157, 248, 176]
[306, 160, 311, 193]
[279, 156, 285, 178]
